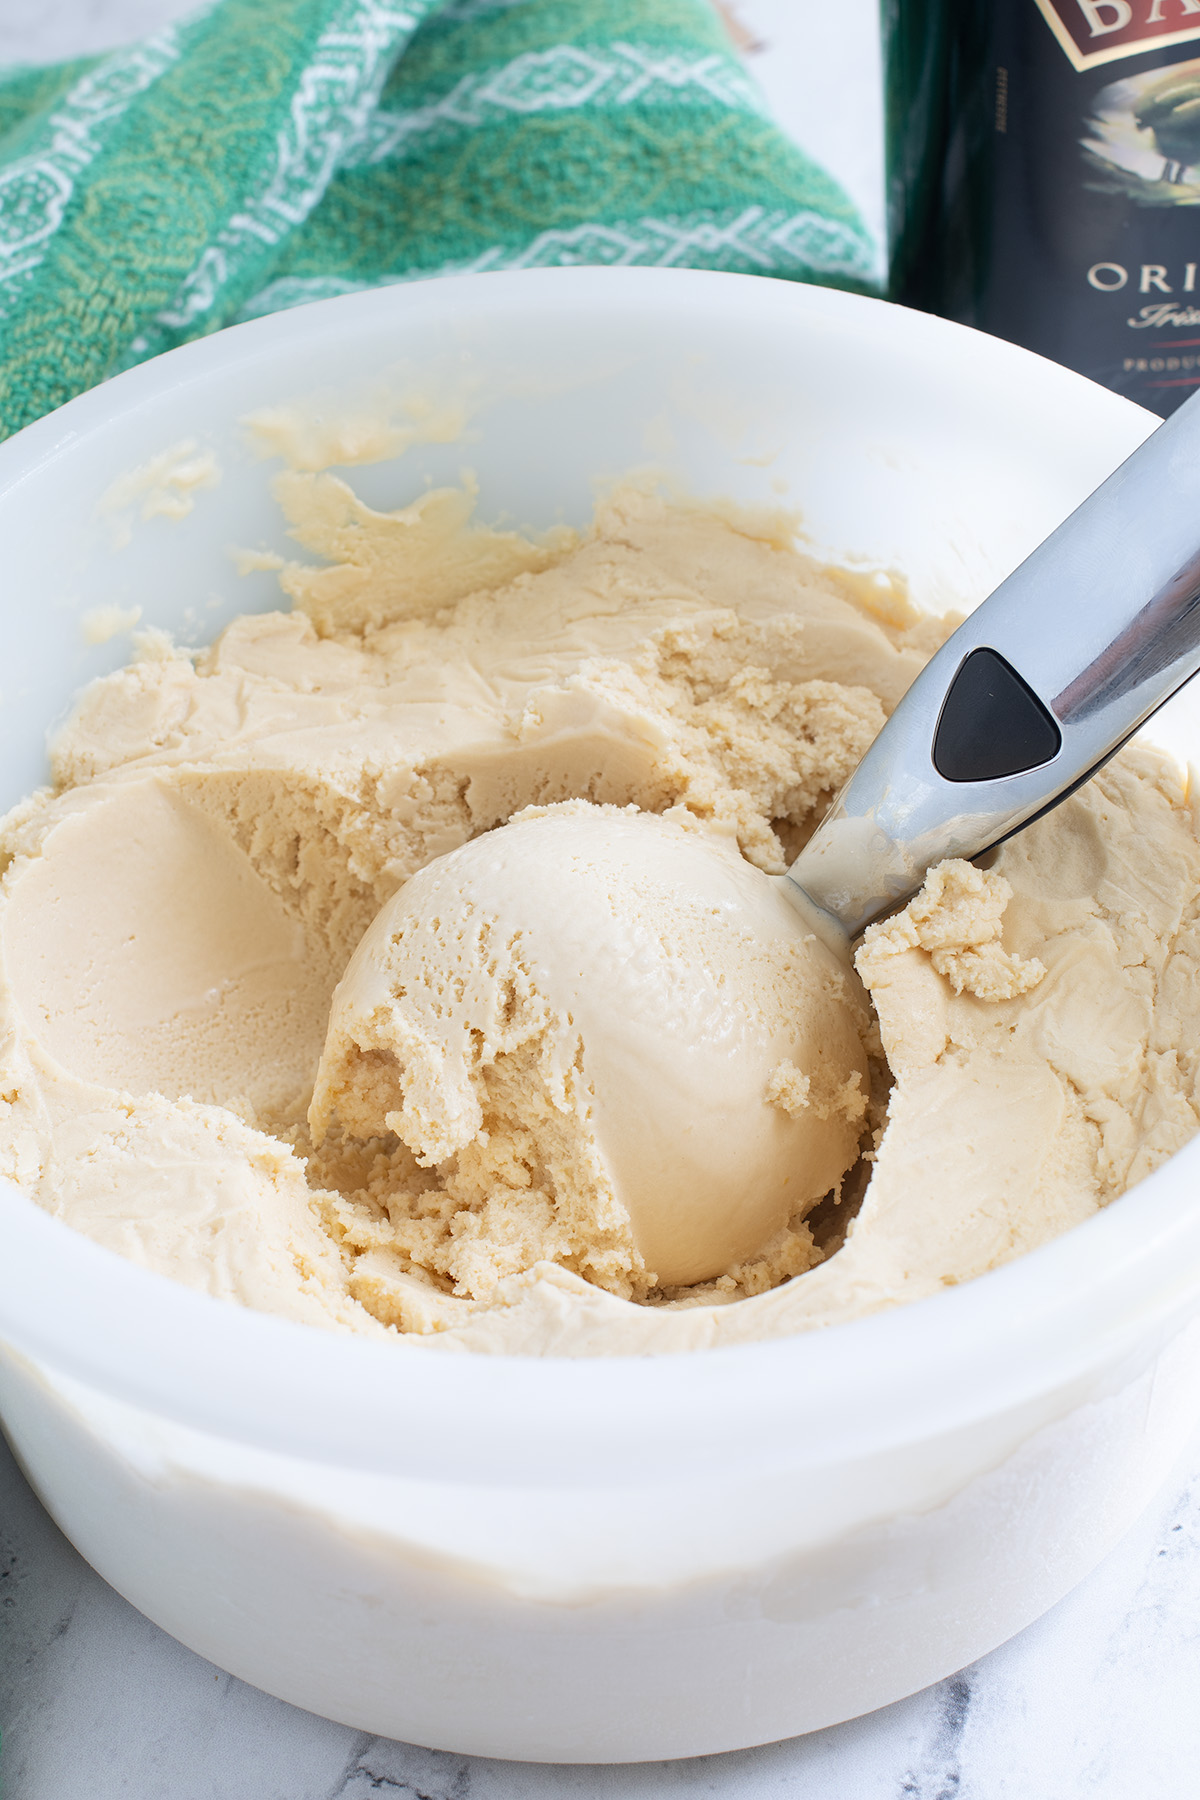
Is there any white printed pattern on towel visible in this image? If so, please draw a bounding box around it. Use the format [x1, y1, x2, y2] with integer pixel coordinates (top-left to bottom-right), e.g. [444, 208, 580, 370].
[0, 25, 187, 320]
[124, 0, 429, 361]
[340, 40, 769, 169]
[237, 202, 875, 323]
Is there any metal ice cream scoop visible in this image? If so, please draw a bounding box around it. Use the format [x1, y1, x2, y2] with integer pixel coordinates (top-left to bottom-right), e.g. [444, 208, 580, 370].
[784, 387, 1200, 951]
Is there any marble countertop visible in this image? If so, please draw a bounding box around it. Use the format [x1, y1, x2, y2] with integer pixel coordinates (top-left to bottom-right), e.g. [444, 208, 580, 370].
[3, 4, 1200, 1795]
[6, 1420, 1200, 1799]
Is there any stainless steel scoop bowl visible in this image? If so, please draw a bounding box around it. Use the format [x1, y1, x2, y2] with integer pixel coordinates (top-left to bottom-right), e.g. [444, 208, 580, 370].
[785, 386, 1200, 950]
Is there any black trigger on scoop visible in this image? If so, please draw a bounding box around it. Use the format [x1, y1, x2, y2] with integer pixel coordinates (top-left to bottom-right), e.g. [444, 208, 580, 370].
[932, 647, 1062, 784]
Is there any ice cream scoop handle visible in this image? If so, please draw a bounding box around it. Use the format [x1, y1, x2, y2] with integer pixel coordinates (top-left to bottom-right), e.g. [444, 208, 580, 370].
[785, 386, 1200, 943]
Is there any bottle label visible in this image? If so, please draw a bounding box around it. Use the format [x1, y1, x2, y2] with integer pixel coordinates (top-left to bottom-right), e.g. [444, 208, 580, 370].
[971, 4, 1200, 414]
[1034, 0, 1200, 73]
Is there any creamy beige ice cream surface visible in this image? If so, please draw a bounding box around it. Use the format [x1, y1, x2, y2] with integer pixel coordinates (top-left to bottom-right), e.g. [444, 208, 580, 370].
[310, 803, 871, 1308]
[2, 478, 1199, 1355]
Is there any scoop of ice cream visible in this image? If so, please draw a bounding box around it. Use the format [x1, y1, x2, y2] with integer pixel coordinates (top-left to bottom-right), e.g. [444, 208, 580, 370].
[309, 802, 871, 1295]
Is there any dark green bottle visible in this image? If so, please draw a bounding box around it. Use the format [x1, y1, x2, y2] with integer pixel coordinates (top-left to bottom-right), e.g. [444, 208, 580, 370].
[885, 0, 1200, 417]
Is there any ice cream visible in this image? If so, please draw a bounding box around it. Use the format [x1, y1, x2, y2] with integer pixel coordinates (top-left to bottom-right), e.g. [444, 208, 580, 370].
[310, 803, 870, 1299]
[1, 478, 1198, 1355]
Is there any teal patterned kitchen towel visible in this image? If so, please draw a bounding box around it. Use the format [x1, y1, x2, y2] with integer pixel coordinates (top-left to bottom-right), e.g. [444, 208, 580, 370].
[0, 0, 878, 440]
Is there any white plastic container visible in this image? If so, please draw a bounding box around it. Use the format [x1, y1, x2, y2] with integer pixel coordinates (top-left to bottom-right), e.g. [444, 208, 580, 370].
[1, 268, 1198, 1763]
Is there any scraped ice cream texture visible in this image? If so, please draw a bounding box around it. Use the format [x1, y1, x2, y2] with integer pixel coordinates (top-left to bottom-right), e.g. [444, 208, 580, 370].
[2, 476, 1200, 1354]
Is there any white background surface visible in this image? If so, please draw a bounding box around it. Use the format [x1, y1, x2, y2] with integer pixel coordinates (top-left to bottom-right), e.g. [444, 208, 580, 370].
[3, 4, 1200, 1796]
